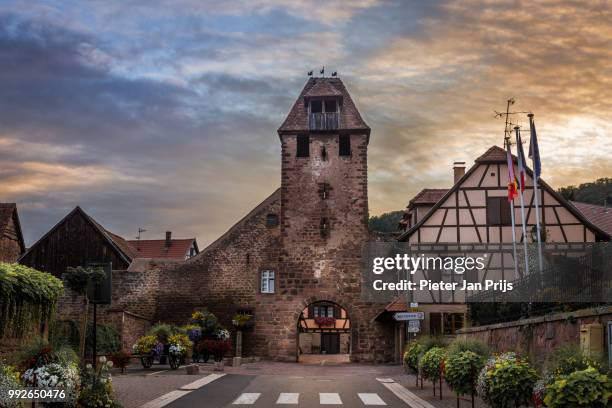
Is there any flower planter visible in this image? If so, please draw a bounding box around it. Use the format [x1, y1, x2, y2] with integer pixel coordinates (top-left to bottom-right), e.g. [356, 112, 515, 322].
[140, 355, 154, 368]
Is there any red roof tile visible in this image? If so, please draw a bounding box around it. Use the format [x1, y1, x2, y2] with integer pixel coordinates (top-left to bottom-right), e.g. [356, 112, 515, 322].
[127, 239, 197, 260]
[476, 145, 510, 163]
[384, 298, 409, 312]
[571, 201, 612, 235]
[409, 189, 449, 207]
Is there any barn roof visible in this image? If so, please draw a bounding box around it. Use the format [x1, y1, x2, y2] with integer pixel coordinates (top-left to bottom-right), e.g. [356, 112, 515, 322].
[278, 77, 370, 135]
[19, 206, 134, 265]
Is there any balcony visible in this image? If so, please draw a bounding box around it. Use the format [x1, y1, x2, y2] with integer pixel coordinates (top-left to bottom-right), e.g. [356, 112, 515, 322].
[309, 112, 339, 131]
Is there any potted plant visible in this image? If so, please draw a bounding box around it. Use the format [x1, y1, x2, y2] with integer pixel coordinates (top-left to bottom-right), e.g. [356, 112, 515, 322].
[477, 352, 538, 408]
[231, 313, 254, 330]
[167, 333, 191, 370]
[132, 335, 161, 368]
[110, 350, 132, 374]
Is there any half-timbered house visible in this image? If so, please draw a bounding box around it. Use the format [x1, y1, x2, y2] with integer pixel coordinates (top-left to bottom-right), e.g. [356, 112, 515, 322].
[396, 145, 610, 337]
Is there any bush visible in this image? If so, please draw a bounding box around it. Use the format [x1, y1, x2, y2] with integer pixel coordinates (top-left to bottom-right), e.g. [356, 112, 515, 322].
[444, 351, 485, 396]
[478, 352, 538, 408]
[421, 347, 446, 381]
[79, 357, 123, 408]
[419, 335, 447, 352]
[0, 263, 64, 338]
[447, 339, 489, 359]
[544, 367, 611, 408]
[403, 342, 425, 373]
[132, 335, 159, 355]
[148, 323, 179, 344]
[86, 323, 121, 354]
[547, 344, 603, 376]
[0, 363, 22, 408]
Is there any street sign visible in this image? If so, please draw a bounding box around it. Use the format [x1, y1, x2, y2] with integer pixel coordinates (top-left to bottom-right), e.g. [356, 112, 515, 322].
[394, 312, 425, 321]
[407, 321, 420, 333]
[410, 302, 419, 308]
[407, 326, 420, 333]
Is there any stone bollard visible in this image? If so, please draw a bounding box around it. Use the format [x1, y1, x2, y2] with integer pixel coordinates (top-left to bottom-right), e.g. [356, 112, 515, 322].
[232, 357, 242, 367]
[185, 364, 200, 375]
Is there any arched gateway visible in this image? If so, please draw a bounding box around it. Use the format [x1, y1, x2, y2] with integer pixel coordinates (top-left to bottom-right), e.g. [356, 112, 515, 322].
[298, 301, 350, 360]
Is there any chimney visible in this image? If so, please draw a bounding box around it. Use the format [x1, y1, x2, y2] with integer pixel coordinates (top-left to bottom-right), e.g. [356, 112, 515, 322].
[165, 231, 172, 247]
[453, 161, 466, 184]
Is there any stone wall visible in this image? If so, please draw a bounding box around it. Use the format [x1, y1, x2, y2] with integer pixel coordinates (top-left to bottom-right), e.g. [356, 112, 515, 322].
[0, 213, 22, 262]
[458, 306, 612, 366]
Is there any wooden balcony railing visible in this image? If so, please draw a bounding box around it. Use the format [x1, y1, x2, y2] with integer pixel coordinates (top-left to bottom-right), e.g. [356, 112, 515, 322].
[309, 112, 339, 130]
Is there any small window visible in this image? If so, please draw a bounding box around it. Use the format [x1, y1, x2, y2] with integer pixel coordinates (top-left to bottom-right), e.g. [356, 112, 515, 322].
[310, 100, 323, 113]
[443, 313, 464, 335]
[487, 197, 511, 226]
[430, 312, 442, 335]
[318, 183, 330, 200]
[266, 213, 279, 227]
[296, 135, 309, 157]
[320, 217, 329, 237]
[320, 145, 327, 161]
[261, 270, 275, 294]
[339, 134, 351, 156]
[324, 100, 337, 113]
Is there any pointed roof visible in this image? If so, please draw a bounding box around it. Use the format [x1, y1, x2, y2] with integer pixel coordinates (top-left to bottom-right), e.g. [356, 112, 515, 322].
[476, 145, 509, 163]
[408, 189, 449, 206]
[0, 203, 25, 253]
[278, 77, 370, 135]
[398, 146, 611, 242]
[19, 206, 134, 265]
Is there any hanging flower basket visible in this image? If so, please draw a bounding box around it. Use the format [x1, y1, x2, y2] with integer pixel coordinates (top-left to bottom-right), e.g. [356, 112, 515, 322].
[314, 317, 336, 326]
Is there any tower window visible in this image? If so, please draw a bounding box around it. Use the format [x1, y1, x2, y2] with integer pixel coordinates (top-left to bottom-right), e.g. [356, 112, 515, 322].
[339, 134, 351, 156]
[324, 100, 337, 113]
[320, 145, 327, 161]
[318, 183, 331, 200]
[296, 135, 309, 157]
[320, 217, 329, 237]
[310, 100, 323, 113]
[260, 270, 275, 294]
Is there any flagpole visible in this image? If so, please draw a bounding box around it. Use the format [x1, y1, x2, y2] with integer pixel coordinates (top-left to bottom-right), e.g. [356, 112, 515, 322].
[506, 138, 519, 278]
[528, 114, 544, 273]
[514, 127, 530, 276]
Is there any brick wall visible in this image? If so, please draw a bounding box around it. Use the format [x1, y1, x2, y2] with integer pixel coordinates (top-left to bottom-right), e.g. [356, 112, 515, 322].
[458, 306, 612, 366]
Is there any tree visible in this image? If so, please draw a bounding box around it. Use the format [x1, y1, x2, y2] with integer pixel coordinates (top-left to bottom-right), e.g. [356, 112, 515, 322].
[559, 178, 611, 205]
[62, 266, 105, 359]
[368, 210, 404, 232]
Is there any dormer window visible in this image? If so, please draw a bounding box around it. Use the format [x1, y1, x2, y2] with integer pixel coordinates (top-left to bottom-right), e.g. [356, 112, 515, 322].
[309, 99, 339, 130]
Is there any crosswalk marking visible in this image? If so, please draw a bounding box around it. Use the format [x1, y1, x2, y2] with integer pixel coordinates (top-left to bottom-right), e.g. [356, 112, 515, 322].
[358, 393, 387, 405]
[232, 393, 261, 405]
[276, 392, 299, 404]
[377, 379, 437, 408]
[179, 373, 226, 390]
[319, 393, 342, 405]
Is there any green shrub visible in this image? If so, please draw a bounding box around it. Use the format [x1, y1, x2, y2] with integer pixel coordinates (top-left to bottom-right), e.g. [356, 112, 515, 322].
[86, 323, 121, 354]
[447, 339, 489, 358]
[50, 320, 80, 350]
[478, 353, 538, 408]
[148, 323, 179, 344]
[421, 347, 446, 381]
[444, 350, 485, 396]
[403, 342, 425, 373]
[419, 335, 447, 352]
[544, 367, 611, 408]
[0, 263, 63, 338]
[132, 335, 158, 355]
[547, 344, 603, 376]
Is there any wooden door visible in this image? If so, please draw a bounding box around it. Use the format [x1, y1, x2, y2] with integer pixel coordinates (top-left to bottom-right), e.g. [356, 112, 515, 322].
[321, 333, 340, 354]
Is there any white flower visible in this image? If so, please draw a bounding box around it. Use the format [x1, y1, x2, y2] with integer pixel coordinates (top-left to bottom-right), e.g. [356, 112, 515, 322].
[99, 356, 107, 363]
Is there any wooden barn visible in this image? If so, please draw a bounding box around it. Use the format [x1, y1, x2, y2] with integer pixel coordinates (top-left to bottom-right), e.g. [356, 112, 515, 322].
[19, 206, 134, 276]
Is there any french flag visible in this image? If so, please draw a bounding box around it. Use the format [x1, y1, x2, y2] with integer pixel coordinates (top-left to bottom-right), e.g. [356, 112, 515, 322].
[516, 132, 527, 193]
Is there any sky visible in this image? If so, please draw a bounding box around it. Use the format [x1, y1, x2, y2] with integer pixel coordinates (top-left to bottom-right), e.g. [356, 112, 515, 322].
[1, 0, 610, 247]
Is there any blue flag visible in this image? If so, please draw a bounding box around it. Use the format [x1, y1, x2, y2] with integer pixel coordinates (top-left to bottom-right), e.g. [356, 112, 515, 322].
[528, 117, 541, 178]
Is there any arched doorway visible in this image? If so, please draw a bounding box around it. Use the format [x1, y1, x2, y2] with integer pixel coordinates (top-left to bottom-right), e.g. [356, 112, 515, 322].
[297, 301, 350, 363]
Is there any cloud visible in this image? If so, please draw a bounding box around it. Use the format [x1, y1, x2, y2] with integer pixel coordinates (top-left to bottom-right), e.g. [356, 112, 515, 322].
[0, 0, 610, 247]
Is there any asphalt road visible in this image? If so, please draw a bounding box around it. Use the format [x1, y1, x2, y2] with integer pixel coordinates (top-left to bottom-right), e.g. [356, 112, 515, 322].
[166, 373, 410, 407]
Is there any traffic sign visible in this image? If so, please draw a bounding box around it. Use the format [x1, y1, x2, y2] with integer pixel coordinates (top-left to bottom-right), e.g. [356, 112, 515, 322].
[393, 312, 425, 321]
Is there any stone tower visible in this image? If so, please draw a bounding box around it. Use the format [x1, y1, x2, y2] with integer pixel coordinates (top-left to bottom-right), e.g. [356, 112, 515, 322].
[271, 78, 390, 361]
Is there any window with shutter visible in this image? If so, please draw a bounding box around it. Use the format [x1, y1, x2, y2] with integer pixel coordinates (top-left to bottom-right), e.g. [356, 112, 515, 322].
[487, 197, 511, 226]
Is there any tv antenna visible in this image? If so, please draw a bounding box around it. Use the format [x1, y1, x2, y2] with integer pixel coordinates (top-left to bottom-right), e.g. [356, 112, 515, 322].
[135, 227, 147, 240]
[494, 98, 532, 148]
